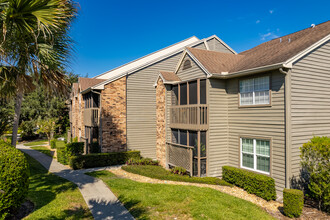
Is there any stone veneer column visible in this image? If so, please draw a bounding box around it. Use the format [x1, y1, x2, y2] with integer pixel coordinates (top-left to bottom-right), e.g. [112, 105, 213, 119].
[156, 78, 166, 167]
[100, 77, 127, 152]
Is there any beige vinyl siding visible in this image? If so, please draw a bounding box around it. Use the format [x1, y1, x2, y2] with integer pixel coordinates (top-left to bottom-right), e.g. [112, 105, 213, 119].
[227, 70, 286, 192]
[127, 53, 182, 158]
[207, 38, 232, 53]
[176, 55, 207, 81]
[192, 42, 207, 50]
[290, 40, 330, 179]
[208, 78, 228, 176]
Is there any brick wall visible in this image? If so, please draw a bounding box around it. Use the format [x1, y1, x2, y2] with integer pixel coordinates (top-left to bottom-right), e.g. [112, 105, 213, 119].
[156, 78, 166, 167]
[100, 77, 127, 152]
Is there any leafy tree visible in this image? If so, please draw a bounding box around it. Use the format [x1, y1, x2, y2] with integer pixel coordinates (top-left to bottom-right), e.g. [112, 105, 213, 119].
[0, 0, 77, 147]
[0, 99, 14, 136]
[37, 118, 57, 145]
[300, 136, 330, 212]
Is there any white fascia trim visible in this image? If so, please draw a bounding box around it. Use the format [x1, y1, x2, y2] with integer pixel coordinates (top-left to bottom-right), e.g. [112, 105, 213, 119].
[208, 63, 290, 79]
[284, 34, 330, 66]
[185, 49, 212, 77]
[89, 38, 212, 91]
[93, 36, 200, 79]
[205, 35, 237, 54]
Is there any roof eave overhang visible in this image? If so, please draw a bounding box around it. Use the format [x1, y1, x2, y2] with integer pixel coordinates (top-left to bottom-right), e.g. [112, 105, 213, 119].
[208, 63, 291, 79]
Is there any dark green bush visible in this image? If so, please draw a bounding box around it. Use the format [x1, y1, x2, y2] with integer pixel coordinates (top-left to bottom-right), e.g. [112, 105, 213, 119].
[50, 139, 56, 149]
[66, 142, 84, 157]
[123, 165, 232, 187]
[90, 142, 101, 153]
[171, 166, 188, 175]
[0, 141, 30, 219]
[69, 151, 140, 170]
[222, 166, 276, 201]
[283, 189, 304, 218]
[126, 157, 159, 166]
[300, 136, 330, 212]
[57, 146, 68, 165]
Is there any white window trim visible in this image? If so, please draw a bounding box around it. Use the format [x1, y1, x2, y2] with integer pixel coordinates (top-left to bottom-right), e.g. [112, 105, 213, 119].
[240, 138, 270, 175]
[240, 76, 270, 106]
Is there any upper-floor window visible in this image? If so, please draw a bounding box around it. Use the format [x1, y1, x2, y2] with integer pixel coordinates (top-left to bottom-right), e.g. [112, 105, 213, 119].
[182, 60, 192, 70]
[172, 79, 206, 105]
[239, 76, 270, 106]
[83, 92, 100, 108]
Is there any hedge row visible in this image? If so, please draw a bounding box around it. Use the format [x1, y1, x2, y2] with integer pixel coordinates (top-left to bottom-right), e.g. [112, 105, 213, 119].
[69, 151, 140, 170]
[222, 166, 276, 201]
[57, 142, 84, 165]
[283, 188, 304, 218]
[0, 141, 30, 219]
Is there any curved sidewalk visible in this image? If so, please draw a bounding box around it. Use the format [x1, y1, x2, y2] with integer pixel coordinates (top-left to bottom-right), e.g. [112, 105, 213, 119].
[18, 144, 134, 220]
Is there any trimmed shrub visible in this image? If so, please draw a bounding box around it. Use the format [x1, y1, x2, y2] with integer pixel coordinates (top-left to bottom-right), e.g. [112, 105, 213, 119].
[69, 151, 140, 170]
[66, 142, 84, 157]
[171, 166, 188, 175]
[222, 166, 276, 201]
[0, 141, 30, 219]
[57, 146, 68, 165]
[300, 136, 330, 212]
[283, 189, 304, 218]
[126, 157, 159, 166]
[123, 165, 232, 187]
[50, 139, 56, 149]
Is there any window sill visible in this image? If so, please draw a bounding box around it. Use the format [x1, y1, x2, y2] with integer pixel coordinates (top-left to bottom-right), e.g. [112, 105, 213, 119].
[238, 103, 272, 108]
[240, 166, 271, 176]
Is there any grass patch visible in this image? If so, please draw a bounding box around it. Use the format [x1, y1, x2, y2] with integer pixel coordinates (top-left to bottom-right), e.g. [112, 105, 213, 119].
[87, 170, 274, 220]
[24, 140, 48, 146]
[122, 165, 232, 186]
[30, 146, 53, 158]
[55, 140, 65, 148]
[24, 154, 93, 219]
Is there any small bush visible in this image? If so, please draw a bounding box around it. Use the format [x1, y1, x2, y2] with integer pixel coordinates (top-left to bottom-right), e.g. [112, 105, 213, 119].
[66, 142, 84, 157]
[123, 165, 232, 187]
[57, 146, 68, 165]
[0, 141, 30, 219]
[72, 137, 78, 143]
[222, 166, 276, 201]
[90, 142, 100, 153]
[283, 189, 304, 218]
[50, 139, 56, 149]
[69, 151, 140, 169]
[126, 157, 159, 166]
[300, 136, 330, 212]
[171, 166, 188, 175]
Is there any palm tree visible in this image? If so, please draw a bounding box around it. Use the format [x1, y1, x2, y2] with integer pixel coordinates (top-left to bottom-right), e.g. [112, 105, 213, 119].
[0, 0, 77, 146]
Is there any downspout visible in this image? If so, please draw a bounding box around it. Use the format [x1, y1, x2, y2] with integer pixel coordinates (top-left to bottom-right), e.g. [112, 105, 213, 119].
[281, 67, 291, 189]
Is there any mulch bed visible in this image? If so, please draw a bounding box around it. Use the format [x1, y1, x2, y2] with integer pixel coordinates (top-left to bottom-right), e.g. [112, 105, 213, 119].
[10, 200, 34, 220]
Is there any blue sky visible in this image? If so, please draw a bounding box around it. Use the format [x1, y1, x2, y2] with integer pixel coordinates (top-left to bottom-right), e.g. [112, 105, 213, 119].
[70, 0, 330, 77]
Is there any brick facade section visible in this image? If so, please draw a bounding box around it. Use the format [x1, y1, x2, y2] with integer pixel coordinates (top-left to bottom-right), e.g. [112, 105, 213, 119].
[71, 92, 85, 140]
[100, 77, 127, 152]
[156, 78, 166, 167]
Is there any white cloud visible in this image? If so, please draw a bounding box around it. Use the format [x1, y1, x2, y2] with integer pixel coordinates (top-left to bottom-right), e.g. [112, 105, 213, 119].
[260, 32, 279, 41]
[269, 10, 274, 14]
[256, 20, 260, 24]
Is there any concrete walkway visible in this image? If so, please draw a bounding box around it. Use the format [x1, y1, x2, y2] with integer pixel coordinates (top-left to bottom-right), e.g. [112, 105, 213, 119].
[18, 144, 134, 220]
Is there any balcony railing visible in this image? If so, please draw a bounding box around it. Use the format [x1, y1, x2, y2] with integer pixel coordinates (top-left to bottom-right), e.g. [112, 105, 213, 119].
[170, 104, 208, 130]
[83, 108, 99, 127]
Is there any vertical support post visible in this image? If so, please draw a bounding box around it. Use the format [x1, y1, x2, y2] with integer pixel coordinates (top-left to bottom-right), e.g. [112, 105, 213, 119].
[197, 130, 201, 177]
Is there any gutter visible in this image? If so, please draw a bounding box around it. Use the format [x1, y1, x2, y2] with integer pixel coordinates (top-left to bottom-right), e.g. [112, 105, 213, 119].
[207, 63, 292, 79]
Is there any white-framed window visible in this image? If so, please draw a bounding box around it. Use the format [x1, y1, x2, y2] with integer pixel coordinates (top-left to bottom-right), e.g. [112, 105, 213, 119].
[240, 76, 270, 106]
[241, 137, 270, 174]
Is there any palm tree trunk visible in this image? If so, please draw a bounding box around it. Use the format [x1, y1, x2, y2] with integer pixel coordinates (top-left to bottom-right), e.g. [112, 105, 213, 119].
[11, 91, 23, 147]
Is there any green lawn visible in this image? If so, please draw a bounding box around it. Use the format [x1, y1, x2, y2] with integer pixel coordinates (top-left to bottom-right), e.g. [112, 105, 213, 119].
[30, 146, 54, 158]
[55, 140, 65, 148]
[24, 154, 93, 219]
[122, 165, 232, 186]
[87, 170, 274, 220]
[24, 139, 48, 146]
